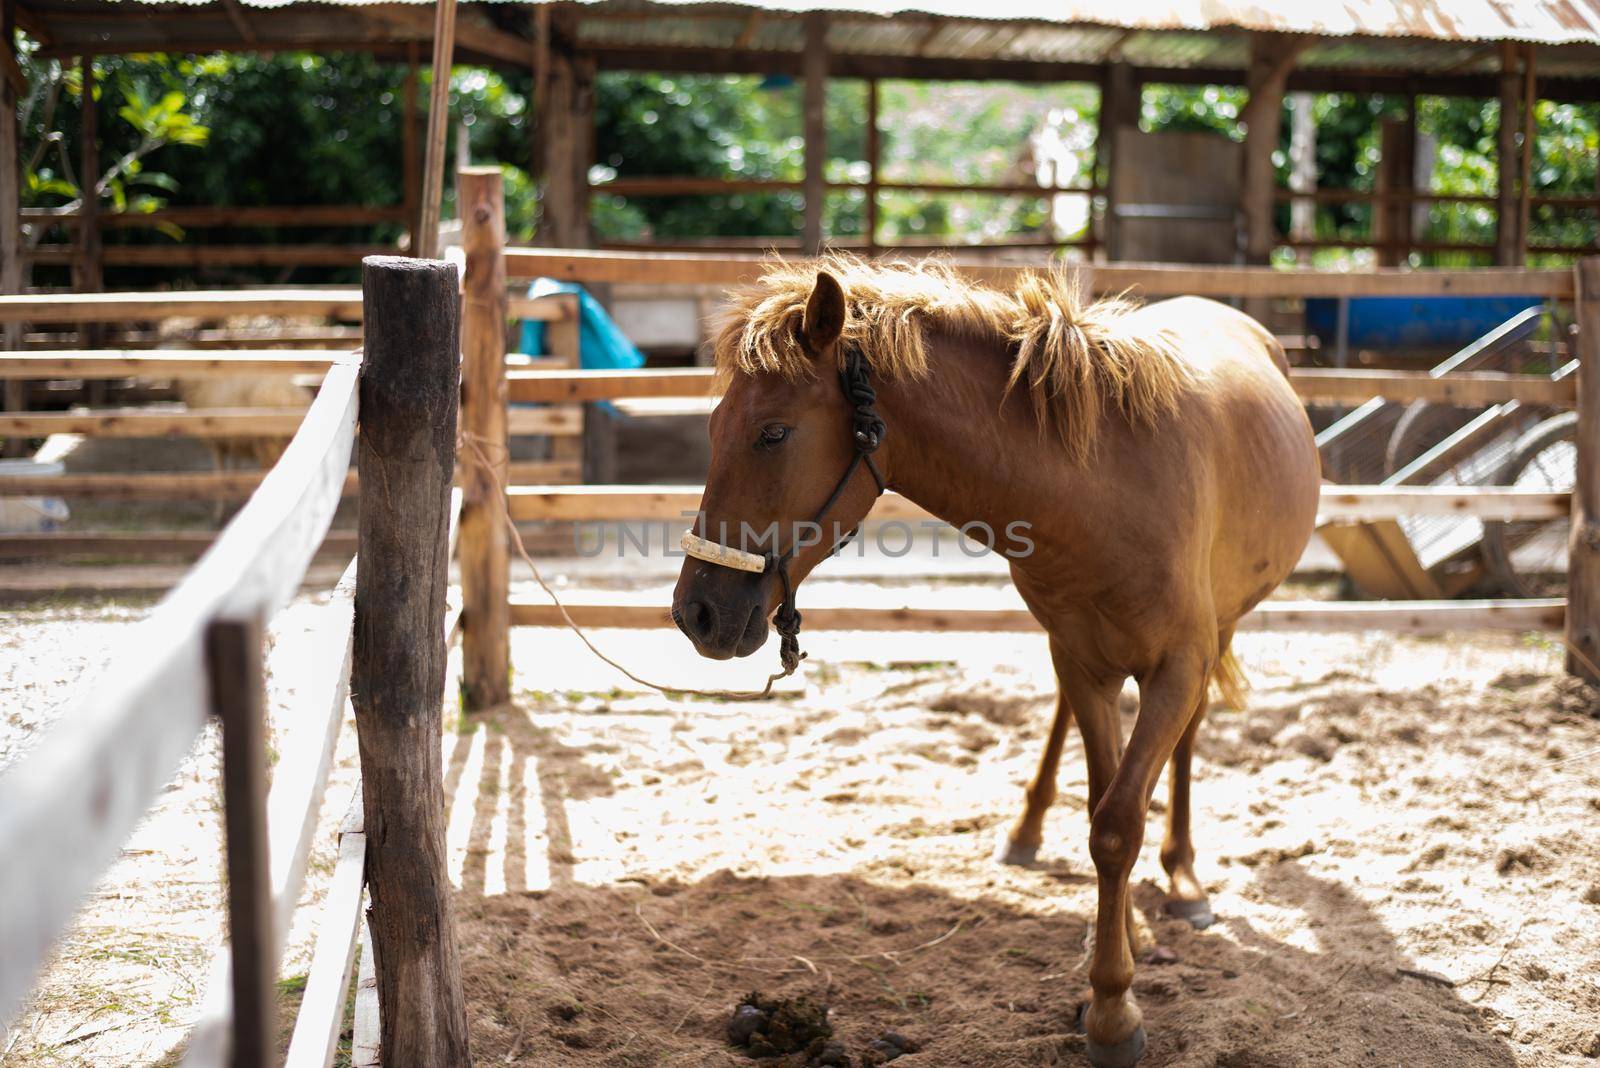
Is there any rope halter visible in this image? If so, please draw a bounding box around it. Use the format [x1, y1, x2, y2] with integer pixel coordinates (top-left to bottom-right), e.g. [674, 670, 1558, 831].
[680, 348, 887, 678]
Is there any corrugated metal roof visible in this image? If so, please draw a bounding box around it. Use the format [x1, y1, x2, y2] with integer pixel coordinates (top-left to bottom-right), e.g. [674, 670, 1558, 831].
[18, 0, 1598, 78]
[581, 0, 1600, 45]
[90, 0, 1600, 44]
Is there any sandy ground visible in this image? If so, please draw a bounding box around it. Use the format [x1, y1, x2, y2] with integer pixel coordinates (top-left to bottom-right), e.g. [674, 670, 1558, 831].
[5, 595, 1600, 1067]
[0, 593, 365, 1067]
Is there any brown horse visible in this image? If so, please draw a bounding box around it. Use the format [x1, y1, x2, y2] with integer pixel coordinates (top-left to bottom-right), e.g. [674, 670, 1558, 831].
[672, 257, 1320, 1067]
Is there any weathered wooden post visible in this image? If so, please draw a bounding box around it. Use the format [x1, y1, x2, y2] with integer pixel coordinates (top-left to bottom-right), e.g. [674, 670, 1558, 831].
[1568, 257, 1600, 682]
[801, 12, 828, 255]
[353, 256, 471, 1067]
[1, 7, 25, 457]
[458, 167, 512, 710]
[1240, 33, 1307, 269]
[1495, 42, 1525, 267]
[206, 614, 274, 1068]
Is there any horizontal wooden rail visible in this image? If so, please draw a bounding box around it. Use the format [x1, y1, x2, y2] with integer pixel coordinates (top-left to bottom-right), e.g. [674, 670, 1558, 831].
[2, 405, 572, 440]
[509, 367, 716, 403]
[0, 289, 566, 325]
[1315, 486, 1569, 521]
[0, 357, 358, 1022]
[0, 289, 367, 323]
[506, 483, 1571, 525]
[0, 531, 356, 559]
[504, 248, 1577, 299]
[507, 366, 1576, 408]
[509, 596, 1563, 635]
[507, 484, 924, 523]
[24, 245, 392, 269]
[23, 204, 410, 229]
[0, 460, 575, 503]
[590, 176, 1099, 198]
[0, 349, 350, 379]
[508, 406, 582, 436]
[0, 406, 312, 438]
[1291, 369, 1577, 407]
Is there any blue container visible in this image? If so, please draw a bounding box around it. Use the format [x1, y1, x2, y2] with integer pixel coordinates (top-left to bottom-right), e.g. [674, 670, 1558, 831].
[1304, 296, 1545, 351]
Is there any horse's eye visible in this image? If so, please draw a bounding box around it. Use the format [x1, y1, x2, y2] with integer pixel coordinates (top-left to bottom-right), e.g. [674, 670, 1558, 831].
[757, 424, 790, 449]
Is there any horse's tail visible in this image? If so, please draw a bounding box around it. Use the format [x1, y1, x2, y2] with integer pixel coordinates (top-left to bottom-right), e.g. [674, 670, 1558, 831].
[1209, 642, 1249, 711]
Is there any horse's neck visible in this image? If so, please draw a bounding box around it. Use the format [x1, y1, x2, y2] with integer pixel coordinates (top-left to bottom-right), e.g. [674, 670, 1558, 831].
[877, 332, 1078, 537]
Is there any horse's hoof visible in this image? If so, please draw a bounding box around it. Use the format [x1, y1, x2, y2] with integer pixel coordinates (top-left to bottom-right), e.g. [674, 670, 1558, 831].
[1165, 897, 1215, 930]
[995, 833, 1040, 867]
[1085, 1024, 1147, 1068]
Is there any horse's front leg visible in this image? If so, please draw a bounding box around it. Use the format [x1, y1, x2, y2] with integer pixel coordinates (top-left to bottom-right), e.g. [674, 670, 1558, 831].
[1082, 646, 1211, 1068]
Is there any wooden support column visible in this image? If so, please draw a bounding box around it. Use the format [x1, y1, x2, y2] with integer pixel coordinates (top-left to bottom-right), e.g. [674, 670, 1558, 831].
[417, 0, 458, 260]
[353, 256, 470, 1068]
[529, 4, 550, 185]
[539, 9, 592, 249]
[1374, 108, 1416, 267]
[457, 168, 511, 710]
[1095, 61, 1140, 261]
[207, 615, 274, 1068]
[1240, 33, 1307, 268]
[865, 78, 879, 253]
[1, 3, 24, 457]
[1519, 43, 1537, 263]
[1496, 41, 1524, 266]
[801, 12, 828, 255]
[78, 55, 104, 404]
[402, 46, 420, 248]
[574, 53, 595, 247]
[1569, 258, 1600, 681]
[78, 55, 101, 300]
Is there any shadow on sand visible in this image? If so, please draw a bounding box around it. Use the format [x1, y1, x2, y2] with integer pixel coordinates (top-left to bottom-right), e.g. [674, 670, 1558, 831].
[440, 700, 1519, 1068]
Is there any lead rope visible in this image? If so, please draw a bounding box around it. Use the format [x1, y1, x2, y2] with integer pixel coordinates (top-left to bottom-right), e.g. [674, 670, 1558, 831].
[456, 348, 886, 702]
[460, 430, 800, 701]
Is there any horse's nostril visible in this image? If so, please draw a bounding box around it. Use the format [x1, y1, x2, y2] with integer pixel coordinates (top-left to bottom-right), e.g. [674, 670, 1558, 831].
[680, 599, 715, 640]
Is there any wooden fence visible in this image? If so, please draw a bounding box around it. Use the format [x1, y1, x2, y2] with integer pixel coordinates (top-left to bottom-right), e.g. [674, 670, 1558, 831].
[0, 258, 471, 1067]
[0, 280, 580, 567]
[453, 230, 1600, 695]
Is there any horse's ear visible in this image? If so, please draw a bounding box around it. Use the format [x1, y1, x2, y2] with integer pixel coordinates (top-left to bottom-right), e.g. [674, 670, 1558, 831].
[801, 271, 846, 355]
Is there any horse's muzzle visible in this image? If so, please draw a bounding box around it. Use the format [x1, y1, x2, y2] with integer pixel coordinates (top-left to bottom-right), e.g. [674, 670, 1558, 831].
[671, 571, 771, 659]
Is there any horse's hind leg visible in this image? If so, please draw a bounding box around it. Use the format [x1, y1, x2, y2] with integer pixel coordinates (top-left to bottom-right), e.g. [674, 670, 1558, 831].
[1081, 645, 1211, 1068]
[1159, 695, 1214, 929]
[997, 686, 1074, 866]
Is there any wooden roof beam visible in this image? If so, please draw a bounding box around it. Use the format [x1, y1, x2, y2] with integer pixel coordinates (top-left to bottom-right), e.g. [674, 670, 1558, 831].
[733, 11, 762, 50]
[359, 5, 528, 67]
[219, 0, 257, 46]
[579, 45, 1600, 101]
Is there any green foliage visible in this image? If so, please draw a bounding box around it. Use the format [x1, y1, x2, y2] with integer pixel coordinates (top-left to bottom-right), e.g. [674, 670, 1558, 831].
[17, 49, 210, 218]
[1141, 85, 1247, 139]
[11, 38, 1598, 276]
[592, 73, 806, 238]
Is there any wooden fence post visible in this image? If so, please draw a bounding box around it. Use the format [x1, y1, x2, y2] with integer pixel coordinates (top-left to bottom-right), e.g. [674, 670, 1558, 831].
[206, 614, 274, 1068]
[353, 256, 471, 1067]
[1, 7, 25, 457]
[458, 167, 511, 710]
[801, 12, 827, 255]
[1568, 256, 1600, 682]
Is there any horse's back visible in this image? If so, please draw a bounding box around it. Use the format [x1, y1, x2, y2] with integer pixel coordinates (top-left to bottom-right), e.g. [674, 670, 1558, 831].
[1135, 296, 1321, 623]
[1137, 295, 1290, 378]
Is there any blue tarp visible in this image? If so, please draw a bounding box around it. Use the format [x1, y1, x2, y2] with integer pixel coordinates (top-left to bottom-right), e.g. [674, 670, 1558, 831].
[518, 278, 645, 370]
[1305, 296, 1545, 351]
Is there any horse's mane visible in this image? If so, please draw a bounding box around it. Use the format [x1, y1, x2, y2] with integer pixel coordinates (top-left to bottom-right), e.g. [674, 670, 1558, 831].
[712, 254, 1193, 463]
